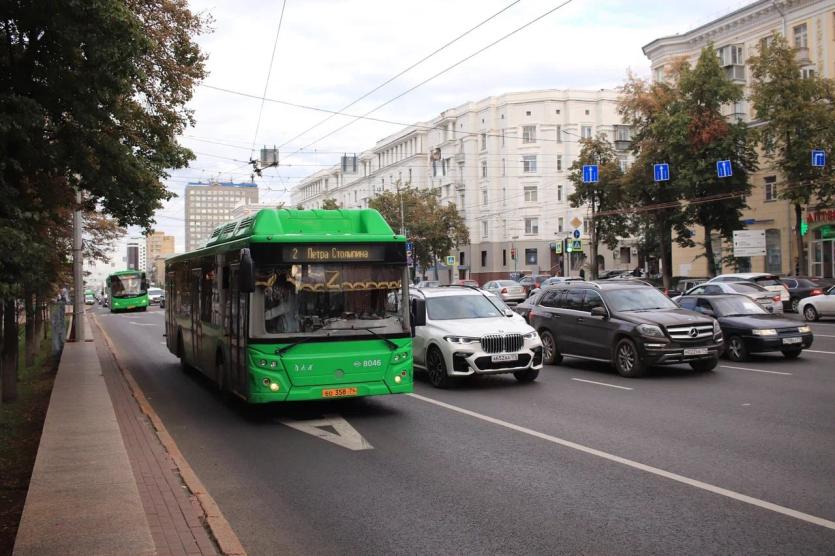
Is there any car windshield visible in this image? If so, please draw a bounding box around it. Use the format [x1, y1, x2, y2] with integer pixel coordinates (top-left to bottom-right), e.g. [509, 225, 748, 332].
[485, 294, 512, 313]
[796, 279, 818, 287]
[728, 282, 768, 293]
[252, 263, 407, 338]
[606, 287, 678, 312]
[712, 297, 769, 316]
[110, 274, 144, 298]
[753, 276, 781, 286]
[427, 294, 503, 320]
[496, 280, 518, 286]
[148, 288, 163, 296]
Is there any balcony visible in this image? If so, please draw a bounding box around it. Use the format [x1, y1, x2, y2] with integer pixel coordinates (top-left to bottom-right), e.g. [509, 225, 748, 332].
[724, 64, 745, 83]
[794, 46, 811, 65]
[454, 152, 465, 164]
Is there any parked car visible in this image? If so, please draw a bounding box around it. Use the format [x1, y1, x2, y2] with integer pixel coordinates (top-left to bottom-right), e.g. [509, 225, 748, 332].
[780, 277, 825, 312]
[516, 274, 552, 295]
[677, 294, 813, 361]
[482, 280, 527, 303]
[415, 280, 441, 288]
[409, 287, 543, 387]
[676, 281, 783, 314]
[84, 293, 96, 305]
[529, 277, 585, 297]
[513, 291, 544, 323]
[529, 282, 723, 377]
[798, 285, 835, 321]
[707, 273, 789, 303]
[598, 269, 631, 279]
[452, 279, 480, 288]
[147, 287, 164, 305]
[675, 278, 708, 294]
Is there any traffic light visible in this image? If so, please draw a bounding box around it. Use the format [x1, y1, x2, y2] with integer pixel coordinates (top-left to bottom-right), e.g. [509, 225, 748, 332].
[511, 247, 516, 260]
[801, 220, 809, 236]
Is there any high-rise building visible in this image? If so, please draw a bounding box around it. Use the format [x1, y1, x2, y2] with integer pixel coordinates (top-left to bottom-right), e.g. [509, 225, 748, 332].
[185, 181, 259, 251]
[126, 236, 146, 272]
[145, 230, 175, 284]
[291, 89, 636, 283]
[230, 200, 274, 220]
[644, 0, 835, 277]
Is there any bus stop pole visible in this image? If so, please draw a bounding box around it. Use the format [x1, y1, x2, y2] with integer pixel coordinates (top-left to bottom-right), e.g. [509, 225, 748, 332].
[72, 188, 84, 341]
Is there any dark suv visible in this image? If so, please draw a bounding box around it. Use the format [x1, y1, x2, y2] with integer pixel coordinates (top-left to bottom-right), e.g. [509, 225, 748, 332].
[529, 282, 723, 377]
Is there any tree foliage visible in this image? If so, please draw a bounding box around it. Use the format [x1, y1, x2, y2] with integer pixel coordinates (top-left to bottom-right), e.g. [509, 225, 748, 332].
[321, 197, 341, 210]
[369, 186, 469, 274]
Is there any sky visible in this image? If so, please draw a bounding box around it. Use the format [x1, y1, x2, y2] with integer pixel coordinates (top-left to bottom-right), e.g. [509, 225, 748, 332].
[148, 0, 755, 252]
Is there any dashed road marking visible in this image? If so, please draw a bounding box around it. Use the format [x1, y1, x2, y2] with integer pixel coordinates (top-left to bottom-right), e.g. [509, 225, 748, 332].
[570, 378, 633, 390]
[720, 365, 792, 376]
[804, 349, 835, 355]
[408, 393, 835, 531]
[129, 322, 156, 327]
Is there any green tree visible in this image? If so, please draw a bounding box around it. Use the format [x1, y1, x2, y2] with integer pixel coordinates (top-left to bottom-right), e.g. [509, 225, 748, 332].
[568, 135, 629, 279]
[369, 186, 469, 278]
[321, 197, 341, 210]
[749, 33, 835, 274]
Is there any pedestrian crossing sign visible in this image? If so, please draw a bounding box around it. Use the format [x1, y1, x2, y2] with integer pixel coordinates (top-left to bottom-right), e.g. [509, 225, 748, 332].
[571, 239, 582, 251]
[445, 255, 456, 266]
[554, 242, 563, 254]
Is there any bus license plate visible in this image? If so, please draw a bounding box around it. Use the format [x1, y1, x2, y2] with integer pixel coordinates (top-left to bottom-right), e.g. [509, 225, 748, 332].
[683, 348, 708, 356]
[491, 354, 517, 363]
[782, 337, 802, 345]
[322, 387, 358, 398]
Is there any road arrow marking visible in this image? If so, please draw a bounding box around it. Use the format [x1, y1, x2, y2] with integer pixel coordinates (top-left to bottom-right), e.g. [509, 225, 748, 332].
[279, 414, 373, 451]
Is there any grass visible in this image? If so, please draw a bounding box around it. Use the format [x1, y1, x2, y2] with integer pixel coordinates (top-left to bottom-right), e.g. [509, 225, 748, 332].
[0, 324, 59, 555]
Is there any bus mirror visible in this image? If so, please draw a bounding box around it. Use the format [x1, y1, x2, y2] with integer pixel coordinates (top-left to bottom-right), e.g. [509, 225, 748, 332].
[240, 248, 255, 293]
[410, 299, 426, 327]
[141, 279, 150, 291]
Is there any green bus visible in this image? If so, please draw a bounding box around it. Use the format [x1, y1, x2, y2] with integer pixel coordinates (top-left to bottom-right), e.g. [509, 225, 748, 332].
[106, 270, 150, 312]
[164, 208, 413, 403]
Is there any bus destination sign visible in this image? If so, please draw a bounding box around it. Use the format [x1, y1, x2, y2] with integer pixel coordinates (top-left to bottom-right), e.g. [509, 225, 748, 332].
[282, 244, 388, 262]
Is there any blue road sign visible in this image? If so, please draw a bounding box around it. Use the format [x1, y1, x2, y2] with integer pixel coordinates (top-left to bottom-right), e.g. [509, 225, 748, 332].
[573, 229, 581, 239]
[582, 164, 599, 183]
[406, 241, 413, 251]
[716, 160, 732, 178]
[812, 149, 826, 168]
[653, 163, 670, 182]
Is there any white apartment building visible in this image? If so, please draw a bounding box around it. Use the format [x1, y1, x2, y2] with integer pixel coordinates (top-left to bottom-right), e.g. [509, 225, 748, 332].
[126, 236, 147, 272]
[184, 181, 259, 251]
[644, 0, 835, 278]
[292, 89, 636, 283]
[230, 200, 275, 220]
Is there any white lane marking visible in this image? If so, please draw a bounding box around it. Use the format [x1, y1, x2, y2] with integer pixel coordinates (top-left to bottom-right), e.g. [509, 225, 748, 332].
[407, 393, 835, 531]
[571, 378, 633, 391]
[128, 321, 156, 327]
[804, 349, 835, 355]
[810, 334, 835, 338]
[278, 414, 373, 451]
[720, 365, 792, 376]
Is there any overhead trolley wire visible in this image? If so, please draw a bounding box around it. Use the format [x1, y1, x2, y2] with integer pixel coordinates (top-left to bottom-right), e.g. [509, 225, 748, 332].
[250, 0, 289, 156]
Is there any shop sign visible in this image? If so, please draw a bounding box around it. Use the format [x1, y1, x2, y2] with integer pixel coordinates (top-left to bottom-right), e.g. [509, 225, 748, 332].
[807, 209, 835, 224]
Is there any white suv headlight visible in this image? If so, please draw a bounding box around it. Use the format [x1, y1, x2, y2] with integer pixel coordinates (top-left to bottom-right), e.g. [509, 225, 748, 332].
[523, 330, 538, 340]
[637, 324, 665, 338]
[444, 336, 480, 344]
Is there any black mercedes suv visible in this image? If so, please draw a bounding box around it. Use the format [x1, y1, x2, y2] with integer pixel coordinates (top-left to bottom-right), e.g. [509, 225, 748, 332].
[528, 282, 724, 377]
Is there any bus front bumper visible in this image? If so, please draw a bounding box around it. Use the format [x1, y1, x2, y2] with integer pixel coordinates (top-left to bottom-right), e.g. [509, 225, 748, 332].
[249, 379, 413, 403]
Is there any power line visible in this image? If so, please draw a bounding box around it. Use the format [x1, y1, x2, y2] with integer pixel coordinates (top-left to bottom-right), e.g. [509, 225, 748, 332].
[250, 0, 289, 156]
[294, 0, 575, 154]
[277, 0, 523, 150]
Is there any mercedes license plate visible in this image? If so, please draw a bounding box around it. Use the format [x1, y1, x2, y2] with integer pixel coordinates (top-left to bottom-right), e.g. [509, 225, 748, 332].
[782, 337, 802, 345]
[683, 348, 709, 356]
[491, 353, 517, 363]
[322, 387, 358, 398]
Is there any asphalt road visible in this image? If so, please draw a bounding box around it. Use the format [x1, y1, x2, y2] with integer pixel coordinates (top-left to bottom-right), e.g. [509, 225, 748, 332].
[91, 305, 835, 555]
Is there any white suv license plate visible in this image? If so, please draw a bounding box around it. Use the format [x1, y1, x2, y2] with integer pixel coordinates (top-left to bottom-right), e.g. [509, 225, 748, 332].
[491, 353, 518, 363]
[683, 348, 709, 356]
[783, 337, 802, 345]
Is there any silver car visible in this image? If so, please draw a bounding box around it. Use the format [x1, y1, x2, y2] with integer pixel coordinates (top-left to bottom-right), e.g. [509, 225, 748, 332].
[678, 281, 783, 314]
[482, 280, 526, 304]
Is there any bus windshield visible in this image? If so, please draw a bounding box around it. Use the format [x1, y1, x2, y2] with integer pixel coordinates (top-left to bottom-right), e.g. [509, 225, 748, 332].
[110, 274, 145, 298]
[252, 263, 407, 338]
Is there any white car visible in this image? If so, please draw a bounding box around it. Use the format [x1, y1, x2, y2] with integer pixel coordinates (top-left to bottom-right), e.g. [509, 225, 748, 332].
[410, 287, 543, 388]
[707, 273, 789, 303]
[147, 287, 164, 304]
[676, 281, 783, 314]
[798, 285, 835, 321]
[482, 280, 526, 304]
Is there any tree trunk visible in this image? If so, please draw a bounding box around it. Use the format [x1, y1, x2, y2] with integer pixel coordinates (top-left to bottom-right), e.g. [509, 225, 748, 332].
[25, 291, 36, 368]
[658, 216, 673, 290]
[0, 302, 3, 404]
[2, 299, 19, 402]
[794, 202, 804, 276]
[590, 224, 599, 280]
[703, 224, 716, 277]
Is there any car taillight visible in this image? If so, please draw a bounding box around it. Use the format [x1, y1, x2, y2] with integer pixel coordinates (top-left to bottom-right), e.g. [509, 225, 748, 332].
[772, 295, 781, 302]
[811, 288, 823, 296]
[501, 287, 508, 294]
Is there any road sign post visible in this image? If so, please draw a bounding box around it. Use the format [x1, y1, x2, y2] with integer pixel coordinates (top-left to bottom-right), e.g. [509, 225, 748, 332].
[582, 165, 599, 184]
[653, 163, 670, 182]
[812, 149, 826, 168]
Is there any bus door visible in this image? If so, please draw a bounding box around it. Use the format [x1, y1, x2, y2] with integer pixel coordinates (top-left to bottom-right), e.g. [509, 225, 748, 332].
[191, 268, 201, 364]
[228, 265, 247, 396]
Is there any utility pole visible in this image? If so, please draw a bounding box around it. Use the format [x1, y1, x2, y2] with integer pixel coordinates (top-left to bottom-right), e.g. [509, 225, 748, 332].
[72, 188, 84, 341]
[396, 180, 406, 235]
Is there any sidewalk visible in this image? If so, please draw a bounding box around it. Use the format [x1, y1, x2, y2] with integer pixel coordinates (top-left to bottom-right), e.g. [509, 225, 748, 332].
[13, 313, 223, 556]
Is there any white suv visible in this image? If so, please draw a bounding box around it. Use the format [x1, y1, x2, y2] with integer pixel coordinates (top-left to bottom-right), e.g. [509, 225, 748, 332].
[410, 287, 543, 388]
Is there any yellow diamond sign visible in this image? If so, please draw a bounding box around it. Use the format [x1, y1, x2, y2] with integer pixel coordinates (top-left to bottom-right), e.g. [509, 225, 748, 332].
[570, 217, 582, 229]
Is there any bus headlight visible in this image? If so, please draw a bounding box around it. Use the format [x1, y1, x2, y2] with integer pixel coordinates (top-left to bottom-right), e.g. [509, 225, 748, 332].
[394, 375, 402, 384]
[269, 382, 280, 392]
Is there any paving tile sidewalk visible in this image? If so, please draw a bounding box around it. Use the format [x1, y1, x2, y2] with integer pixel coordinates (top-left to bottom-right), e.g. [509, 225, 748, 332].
[92, 325, 220, 556]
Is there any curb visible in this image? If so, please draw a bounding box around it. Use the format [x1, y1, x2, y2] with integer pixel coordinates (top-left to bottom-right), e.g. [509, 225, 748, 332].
[91, 313, 247, 556]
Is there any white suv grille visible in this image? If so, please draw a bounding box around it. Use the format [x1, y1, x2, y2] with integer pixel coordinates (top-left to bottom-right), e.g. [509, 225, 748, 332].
[481, 334, 524, 353]
[666, 324, 714, 340]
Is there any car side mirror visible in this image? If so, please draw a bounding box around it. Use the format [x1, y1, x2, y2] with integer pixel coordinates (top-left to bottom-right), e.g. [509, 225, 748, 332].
[590, 306, 607, 318]
[505, 309, 514, 318]
[239, 248, 255, 293]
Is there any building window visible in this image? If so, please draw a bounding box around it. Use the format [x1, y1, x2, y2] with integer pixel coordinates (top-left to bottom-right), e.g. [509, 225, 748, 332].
[481, 221, 488, 238]
[481, 160, 488, 178]
[524, 186, 538, 202]
[480, 133, 487, 151]
[766, 229, 782, 274]
[584, 109, 590, 115]
[801, 67, 816, 79]
[525, 110, 531, 116]
[522, 125, 536, 144]
[501, 158, 506, 176]
[522, 155, 537, 173]
[764, 176, 778, 202]
[581, 126, 592, 139]
[482, 189, 488, 204]
[794, 23, 808, 48]
[557, 185, 563, 201]
[556, 125, 562, 143]
[556, 155, 563, 171]
[501, 129, 505, 146]
[460, 252, 465, 266]
[619, 157, 629, 172]
[502, 249, 507, 266]
[432, 160, 437, 177]
[558, 217, 564, 232]
[619, 247, 631, 264]
[525, 248, 537, 265]
[555, 109, 561, 114]
[718, 44, 744, 66]
[524, 218, 539, 235]
[442, 158, 448, 177]
[654, 66, 665, 82]
[481, 251, 487, 267]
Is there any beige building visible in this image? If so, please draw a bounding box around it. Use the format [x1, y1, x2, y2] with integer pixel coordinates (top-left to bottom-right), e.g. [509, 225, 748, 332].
[184, 181, 258, 251]
[145, 230, 175, 285]
[644, 0, 835, 278]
